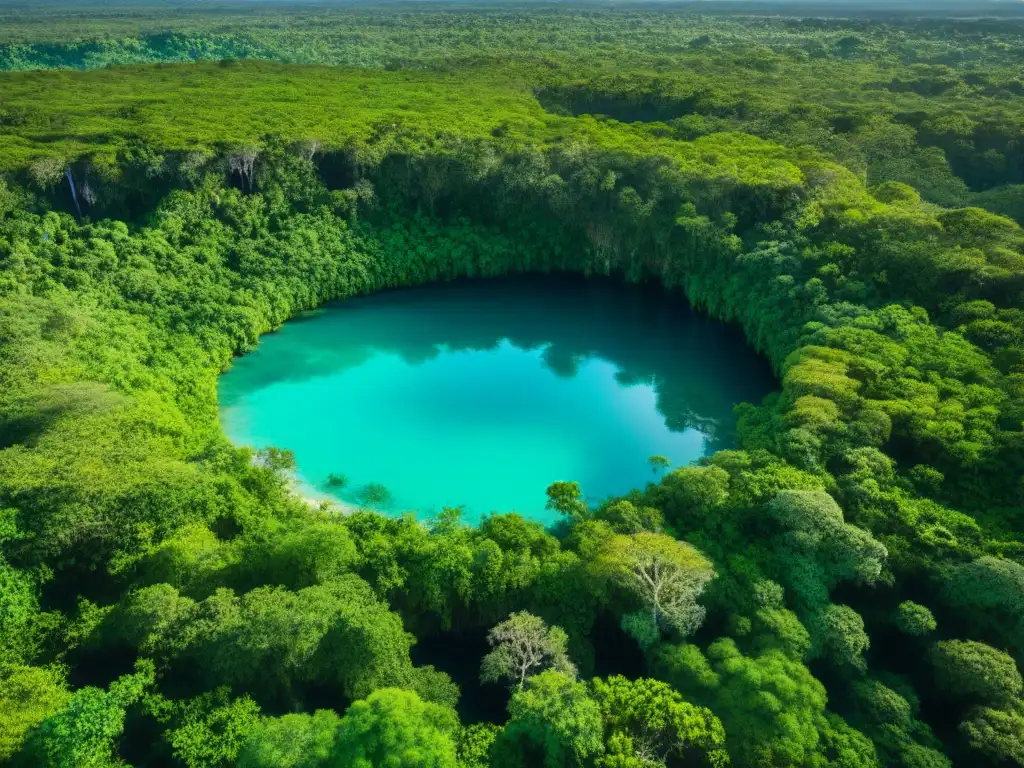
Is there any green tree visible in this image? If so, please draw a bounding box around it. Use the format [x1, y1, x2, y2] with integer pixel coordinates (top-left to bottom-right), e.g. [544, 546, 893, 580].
[457, 723, 500, 768]
[0, 665, 70, 761]
[256, 446, 296, 473]
[647, 455, 671, 476]
[406, 664, 462, 709]
[165, 690, 263, 768]
[599, 500, 663, 534]
[647, 466, 730, 532]
[357, 483, 392, 508]
[652, 639, 878, 767]
[930, 640, 1023, 708]
[768, 490, 886, 593]
[0, 558, 53, 666]
[764, 490, 887, 634]
[481, 611, 575, 689]
[497, 670, 604, 768]
[944, 557, 1024, 660]
[112, 576, 420, 704]
[546, 481, 588, 523]
[893, 602, 936, 636]
[810, 604, 870, 669]
[15, 660, 154, 768]
[328, 688, 458, 768]
[241, 520, 360, 589]
[591, 675, 728, 767]
[238, 710, 341, 768]
[597, 532, 714, 642]
[959, 706, 1024, 766]
[846, 678, 950, 768]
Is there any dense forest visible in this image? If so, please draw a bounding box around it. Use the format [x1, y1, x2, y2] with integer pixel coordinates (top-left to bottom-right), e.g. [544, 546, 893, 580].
[1, 2, 1023, 767]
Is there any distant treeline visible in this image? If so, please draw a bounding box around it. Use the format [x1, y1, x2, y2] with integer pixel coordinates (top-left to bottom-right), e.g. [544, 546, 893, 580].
[3, 4, 1024, 223]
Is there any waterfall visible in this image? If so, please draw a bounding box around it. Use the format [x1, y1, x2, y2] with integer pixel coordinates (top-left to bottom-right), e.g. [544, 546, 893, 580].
[65, 168, 82, 218]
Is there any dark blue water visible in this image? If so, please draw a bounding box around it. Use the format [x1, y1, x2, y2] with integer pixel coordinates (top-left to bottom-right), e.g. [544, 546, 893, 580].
[218, 275, 774, 524]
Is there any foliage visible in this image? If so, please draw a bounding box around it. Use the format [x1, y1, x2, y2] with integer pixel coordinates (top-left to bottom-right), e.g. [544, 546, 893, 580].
[328, 688, 459, 768]
[0, 664, 69, 760]
[546, 481, 589, 524]
[647, 455, 671, 476]
[480, 611, 576, 689]
[894, 601, 937, 636]
[845, 678, 949, 768]
[457, 723, 500, 768]
[591, 675, 728, 767]
[164, 689, 262, 768]
[237, 710, 341, 768]
[497, 670, 604, 768]
[653, 638, 878, 767]
[959, 706, 1024, 766]
[766, 490, 886, 613]
[110, 575, 426, 705]
[930, 640, 1023, 709]
[14, 659, 153, 768]
[597, 532, 715, 641]
[0, 4, 1022, 767]
[943, 557, 1024, 663]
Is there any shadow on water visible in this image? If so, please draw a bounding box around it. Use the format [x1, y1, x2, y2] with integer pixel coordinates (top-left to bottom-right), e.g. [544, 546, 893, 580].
[220, 273, 775, 454]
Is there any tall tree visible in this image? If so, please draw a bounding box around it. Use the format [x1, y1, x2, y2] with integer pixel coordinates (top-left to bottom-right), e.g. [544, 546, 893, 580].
[597, 532, 714, 641]
[480, 612, 576, 689]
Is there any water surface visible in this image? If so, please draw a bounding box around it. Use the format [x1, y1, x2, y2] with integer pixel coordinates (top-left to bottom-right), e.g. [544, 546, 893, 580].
[218, 275, 774, 524]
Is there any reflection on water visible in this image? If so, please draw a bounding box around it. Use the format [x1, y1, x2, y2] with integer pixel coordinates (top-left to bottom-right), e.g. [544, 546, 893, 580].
[218, 275, 775, 523]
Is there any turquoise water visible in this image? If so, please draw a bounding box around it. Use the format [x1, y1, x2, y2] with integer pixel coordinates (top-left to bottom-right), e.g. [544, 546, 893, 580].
[218, 276, 775, 525]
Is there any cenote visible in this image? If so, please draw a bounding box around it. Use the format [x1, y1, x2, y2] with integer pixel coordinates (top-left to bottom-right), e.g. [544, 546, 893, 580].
[218, 275, 775, 525]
